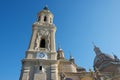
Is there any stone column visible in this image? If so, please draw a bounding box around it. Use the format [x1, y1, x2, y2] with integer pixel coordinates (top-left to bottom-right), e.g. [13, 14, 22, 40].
[28, 30, 37, 51]
[50, 29, 56, 52]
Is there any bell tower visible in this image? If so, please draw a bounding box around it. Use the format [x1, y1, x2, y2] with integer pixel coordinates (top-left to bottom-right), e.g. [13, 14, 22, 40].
[29, 6, 56, 52]
[19, 6, 58, 80]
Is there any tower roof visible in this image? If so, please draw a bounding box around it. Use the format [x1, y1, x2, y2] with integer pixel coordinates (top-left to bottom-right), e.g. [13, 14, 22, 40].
[37, 6, 54, 18]
[43, 5, 49, 10]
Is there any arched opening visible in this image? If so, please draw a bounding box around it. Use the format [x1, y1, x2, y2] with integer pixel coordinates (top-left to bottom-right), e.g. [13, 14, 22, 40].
[39, 66, 42, 70]
[40, 39, 45, 48]
[44, 16, 47, 22]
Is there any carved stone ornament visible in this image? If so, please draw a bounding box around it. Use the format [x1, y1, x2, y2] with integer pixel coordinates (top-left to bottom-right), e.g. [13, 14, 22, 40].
[34, 30, 50, 51]
[60, 72, 65, 80]
[35, 33, 41, 50]
[40, 29, 49, 36]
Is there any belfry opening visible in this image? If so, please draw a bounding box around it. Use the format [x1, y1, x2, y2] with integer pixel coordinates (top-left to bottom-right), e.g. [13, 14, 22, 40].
[40, 39, 45, 48]
[44, 16, 47, 22]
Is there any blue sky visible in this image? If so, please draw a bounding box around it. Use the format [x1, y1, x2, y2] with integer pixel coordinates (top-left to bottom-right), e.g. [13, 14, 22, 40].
[0, 0, 120, 80]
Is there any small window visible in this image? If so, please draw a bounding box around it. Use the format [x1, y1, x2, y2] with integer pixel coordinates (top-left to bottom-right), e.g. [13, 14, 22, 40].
[39, 66, 42, 70]
[44, 16, 47, 22]
[40, 39, 45, 48]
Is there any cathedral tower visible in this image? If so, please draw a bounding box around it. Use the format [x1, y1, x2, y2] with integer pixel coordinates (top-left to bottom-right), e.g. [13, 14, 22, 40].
[19, 6, 58, 80]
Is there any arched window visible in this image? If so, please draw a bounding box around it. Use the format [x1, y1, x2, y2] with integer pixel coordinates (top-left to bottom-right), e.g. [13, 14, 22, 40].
[40, 39, 45, 48]
[44, 16, 47, 22]
[39, 66, 42, 70]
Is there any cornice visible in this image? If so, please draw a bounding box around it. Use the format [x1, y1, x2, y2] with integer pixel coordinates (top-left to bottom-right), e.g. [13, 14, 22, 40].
[22, 59, 58, 65]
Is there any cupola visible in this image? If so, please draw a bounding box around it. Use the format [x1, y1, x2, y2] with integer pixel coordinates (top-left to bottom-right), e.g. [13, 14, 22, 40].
[37, 6, 54, 24]
[57, 44, 65, 60]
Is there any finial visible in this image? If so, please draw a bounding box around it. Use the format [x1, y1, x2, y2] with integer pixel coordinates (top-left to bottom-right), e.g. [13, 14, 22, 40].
[58, 43, 60, 49]
[69, 51, 74, 59]
[69, 51, 72, 58]
[58, 43, 62, 50]
[92, 42, 96, 48]
[43, 5, 49, 10]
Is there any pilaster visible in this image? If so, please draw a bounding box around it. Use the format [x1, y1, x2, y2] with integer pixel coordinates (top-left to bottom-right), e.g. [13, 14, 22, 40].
[51, 64, 58, 80]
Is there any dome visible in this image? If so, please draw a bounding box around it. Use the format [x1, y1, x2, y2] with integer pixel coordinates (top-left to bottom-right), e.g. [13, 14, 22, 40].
[93, 45, 115, 67]
[94, 53, 115, 67]
[104, 53, 115, 59]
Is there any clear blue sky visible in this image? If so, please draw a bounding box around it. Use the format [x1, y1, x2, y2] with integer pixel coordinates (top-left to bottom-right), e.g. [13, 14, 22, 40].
[0, 0, 120, 80]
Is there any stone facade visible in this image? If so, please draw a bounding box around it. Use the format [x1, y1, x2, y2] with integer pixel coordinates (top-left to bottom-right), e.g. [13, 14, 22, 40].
[19, 6, 58, 80]
[19, 6, 120, 80]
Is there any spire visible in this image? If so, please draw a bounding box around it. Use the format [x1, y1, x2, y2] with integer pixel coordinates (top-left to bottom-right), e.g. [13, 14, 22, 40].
[58, 43, 62, 51]
[92, 43, 102, 55]
[92, 42, 96, 48]
[69, 51, 74, 59]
